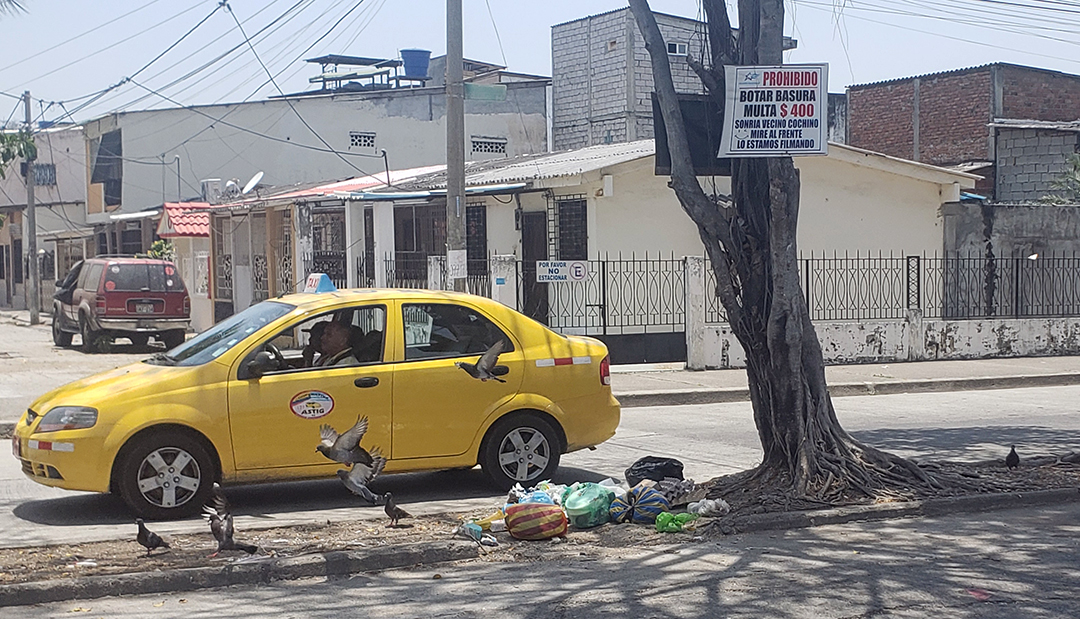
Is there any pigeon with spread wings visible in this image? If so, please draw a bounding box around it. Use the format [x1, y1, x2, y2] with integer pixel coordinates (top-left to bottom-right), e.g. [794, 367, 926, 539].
[337, 446, 387, 505]
[455, 339, 507, 383]
[202, 489, 257, 557]
[317, 415, 375, 464]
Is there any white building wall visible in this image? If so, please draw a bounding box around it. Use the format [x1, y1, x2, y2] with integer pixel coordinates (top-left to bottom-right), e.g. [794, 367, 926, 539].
[84, 83, 548, 222]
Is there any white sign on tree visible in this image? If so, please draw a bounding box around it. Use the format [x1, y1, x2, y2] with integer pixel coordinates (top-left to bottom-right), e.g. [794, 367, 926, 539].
[718, 64, 828, 158]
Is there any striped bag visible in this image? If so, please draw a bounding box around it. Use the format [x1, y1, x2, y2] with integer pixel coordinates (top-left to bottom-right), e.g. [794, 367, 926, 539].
[504, 502, 568, 540]
[609, 484, 670, 525]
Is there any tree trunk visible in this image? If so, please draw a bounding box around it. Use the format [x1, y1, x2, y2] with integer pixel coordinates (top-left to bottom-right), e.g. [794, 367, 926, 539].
[628, 0, 957, 504]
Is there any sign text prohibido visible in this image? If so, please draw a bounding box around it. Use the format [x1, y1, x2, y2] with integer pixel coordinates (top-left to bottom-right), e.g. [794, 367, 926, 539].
[719, 64, 828, 158]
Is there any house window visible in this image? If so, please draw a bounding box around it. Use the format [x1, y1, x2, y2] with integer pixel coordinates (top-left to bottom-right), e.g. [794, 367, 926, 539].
[667, 42, 687, 55]
[607, 40, 617, 52]
[466, 203, 487, 275]
[20, 162, 56, 186]
[471, 136, 507, 155]
[91, 129, 122, 207]
[12, 238, 22, 284]
[349, 131, 376, 149]
[556, 198, 588, 260]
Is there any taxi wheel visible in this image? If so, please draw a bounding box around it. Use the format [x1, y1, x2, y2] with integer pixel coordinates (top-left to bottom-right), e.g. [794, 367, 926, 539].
[481, 413, 561, 491]
[117, 432, 215, 520]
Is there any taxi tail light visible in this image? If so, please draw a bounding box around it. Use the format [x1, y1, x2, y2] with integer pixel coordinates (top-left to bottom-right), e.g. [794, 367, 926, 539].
[94, 296, 106, 315]
[600, 355, 611, 386]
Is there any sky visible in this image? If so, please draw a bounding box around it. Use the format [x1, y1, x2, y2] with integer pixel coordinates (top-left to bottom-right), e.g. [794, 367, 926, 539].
[1, 0, 1079, 126]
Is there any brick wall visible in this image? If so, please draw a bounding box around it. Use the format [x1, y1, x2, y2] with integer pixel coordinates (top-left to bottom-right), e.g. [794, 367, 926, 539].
[1001, 65, 1080, 121]
[847, 80, 916, 160]
[996, 128, 1080, 202]
[916, 69, 993, 165]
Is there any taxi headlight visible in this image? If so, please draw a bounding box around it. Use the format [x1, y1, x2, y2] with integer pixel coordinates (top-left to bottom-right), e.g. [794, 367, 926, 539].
[37, 407, 98, 432]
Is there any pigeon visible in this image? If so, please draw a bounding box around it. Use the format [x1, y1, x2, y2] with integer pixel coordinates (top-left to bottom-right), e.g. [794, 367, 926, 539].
[203, 491, 257, 557]
[336, 446, 387, 505]
[384, 491, 411, 527]
[455, 339, 507, 383]
[1006, 445, 1020, 470]
[135, 518, 170, 556]
[317, 415, 377, 464]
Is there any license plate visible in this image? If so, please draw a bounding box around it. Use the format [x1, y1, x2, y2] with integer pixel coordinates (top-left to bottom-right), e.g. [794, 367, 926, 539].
[135, 304, 154, 314]
[11, 435, 20, 459]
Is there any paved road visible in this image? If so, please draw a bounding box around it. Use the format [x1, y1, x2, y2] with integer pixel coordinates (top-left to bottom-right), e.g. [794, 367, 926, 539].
[3, 384, 1079, 549]
[8, 502, 1079, 618]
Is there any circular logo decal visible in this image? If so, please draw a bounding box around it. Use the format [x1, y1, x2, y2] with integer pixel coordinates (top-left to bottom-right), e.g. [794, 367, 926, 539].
[165, 266, 175, 276]
[104, 280, 116, 291]
[290, 390, 334, 419]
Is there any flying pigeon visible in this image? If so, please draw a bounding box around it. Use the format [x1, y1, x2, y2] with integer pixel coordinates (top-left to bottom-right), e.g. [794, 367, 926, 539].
[455, 339, 507, 383]
[203, 490, 257, 557]
[317, 415, 377, 464]
[336, 447, 387, 505]
[135, 518, 170, 556]
[384, 491, 412, 527]
[1006, 445, 1020, 470]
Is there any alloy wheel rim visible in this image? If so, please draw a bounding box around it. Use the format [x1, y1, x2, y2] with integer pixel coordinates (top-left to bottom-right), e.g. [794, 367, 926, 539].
[497, 427, 550, 482]
[136, 447, 201, 508]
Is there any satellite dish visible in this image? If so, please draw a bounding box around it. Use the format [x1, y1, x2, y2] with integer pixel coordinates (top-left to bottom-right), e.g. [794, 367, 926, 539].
[242, 171, 264, 195]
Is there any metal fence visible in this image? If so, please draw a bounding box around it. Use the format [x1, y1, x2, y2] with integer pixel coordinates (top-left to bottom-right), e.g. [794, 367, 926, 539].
[518, 253, 685, 335]
[705, 252, 1080, 323]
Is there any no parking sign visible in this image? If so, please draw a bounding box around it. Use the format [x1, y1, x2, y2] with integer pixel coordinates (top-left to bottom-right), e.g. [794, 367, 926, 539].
[536, 261, 589, 282]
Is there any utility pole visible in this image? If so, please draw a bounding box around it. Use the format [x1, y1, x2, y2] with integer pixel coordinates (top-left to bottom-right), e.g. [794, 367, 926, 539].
[445, 0, 466, 292]
[22, 91, 39, 325]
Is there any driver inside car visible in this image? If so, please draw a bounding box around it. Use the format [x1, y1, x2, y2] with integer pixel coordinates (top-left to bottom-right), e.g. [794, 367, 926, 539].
[315, 321, 361, 367]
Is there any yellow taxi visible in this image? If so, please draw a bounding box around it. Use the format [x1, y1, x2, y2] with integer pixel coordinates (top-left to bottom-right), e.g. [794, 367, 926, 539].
[13, 286, 620, 519]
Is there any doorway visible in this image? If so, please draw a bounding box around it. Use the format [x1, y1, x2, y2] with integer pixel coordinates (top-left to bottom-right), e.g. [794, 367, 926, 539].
[520, 211, 548, 323]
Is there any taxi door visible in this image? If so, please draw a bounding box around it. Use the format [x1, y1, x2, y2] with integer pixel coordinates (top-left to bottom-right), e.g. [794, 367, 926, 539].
[227, 304, 393, 472]
[390, 300, 523, 460]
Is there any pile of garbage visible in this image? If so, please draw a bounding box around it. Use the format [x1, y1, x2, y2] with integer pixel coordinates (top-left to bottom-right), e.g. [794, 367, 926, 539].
[457, 456, 730, 545]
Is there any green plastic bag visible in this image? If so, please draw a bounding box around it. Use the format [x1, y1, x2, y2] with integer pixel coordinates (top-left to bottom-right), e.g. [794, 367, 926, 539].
[563, 482, 615, 529]
[655, 511, 699, 533]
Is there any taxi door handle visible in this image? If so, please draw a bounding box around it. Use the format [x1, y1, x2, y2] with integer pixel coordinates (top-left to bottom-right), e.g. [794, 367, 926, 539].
[354, 376, 379, 388]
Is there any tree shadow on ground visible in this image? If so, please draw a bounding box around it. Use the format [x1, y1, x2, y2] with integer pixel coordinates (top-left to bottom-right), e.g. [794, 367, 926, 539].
[850, 425, 1080, 462]
[12, 465, 608, 526]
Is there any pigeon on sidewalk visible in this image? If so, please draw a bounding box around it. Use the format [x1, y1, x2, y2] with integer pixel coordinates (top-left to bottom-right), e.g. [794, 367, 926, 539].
[203, 490, 257, 557]
[337, 446, 387, 505]
[1006, 445, 1020, 470]
[317, 415, 376, 464]
[384, 492, 412, 527]
[135, 519, 170, 557]
[455, 340, 507, 383]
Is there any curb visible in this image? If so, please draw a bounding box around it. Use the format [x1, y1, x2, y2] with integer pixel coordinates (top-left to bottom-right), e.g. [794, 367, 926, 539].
[0, 540, 479, 608]
[617, 372, 1080, 407]
[725, 487, 1080, 534]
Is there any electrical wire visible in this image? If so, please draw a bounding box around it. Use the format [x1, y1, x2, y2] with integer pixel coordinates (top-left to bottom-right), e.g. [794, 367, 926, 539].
[222, 0, 373, 177]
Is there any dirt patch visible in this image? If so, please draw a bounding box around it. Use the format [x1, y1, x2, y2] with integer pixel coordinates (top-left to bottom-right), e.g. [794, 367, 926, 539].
[0, 507, 685, 586]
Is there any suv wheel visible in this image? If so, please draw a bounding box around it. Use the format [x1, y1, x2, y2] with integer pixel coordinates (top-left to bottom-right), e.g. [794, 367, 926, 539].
[480, 413, 561, 490]
[160, 330, 186, 350]
[52, 313, 73, 347]
[116, 431, 215, 519]
[80, 316, 110, 353]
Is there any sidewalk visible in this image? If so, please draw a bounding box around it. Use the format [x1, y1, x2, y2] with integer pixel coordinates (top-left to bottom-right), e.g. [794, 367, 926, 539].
[610, 355, 1080, 407]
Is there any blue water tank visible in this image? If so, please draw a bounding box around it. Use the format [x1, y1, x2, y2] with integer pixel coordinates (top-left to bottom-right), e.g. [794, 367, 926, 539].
[400, 49, 431, 78]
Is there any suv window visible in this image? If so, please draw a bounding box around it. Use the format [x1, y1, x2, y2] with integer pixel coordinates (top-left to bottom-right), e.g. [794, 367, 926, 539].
[81, 263, 104, 292]
[402, 303, 510, 361]
[104, 262, 186, 292]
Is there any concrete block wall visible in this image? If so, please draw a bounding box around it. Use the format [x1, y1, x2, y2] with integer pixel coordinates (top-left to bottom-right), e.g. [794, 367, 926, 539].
[552, 8, 705, 149]
[996, 128, 1079, 202]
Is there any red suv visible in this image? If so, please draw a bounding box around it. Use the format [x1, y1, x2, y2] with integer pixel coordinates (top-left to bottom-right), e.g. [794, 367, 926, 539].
[52, 256, 191, 352]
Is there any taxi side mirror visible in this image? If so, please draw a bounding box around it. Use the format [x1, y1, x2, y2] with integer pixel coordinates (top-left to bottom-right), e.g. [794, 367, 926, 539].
[245, 351, 276, 380]
[492, 365, 509, 376]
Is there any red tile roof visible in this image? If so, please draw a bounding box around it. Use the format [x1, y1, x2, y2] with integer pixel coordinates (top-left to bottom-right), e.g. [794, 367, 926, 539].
[158, 202, 211, 238]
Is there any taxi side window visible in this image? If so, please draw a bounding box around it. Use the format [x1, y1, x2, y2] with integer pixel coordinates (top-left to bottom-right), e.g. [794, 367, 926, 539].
[402, 303, 511, 361]
[263, 305, 386, 373]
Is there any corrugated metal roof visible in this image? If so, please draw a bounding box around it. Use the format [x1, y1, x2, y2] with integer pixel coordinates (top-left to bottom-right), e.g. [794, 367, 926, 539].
[391, 140, 656, 191]
[991, 118, 1080, 132]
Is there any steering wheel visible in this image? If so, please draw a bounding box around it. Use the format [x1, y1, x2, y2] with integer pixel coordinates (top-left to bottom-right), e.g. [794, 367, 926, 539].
[264, 342, 286, 369]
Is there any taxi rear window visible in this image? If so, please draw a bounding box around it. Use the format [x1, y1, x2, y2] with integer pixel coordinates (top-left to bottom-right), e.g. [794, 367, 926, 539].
[104, 263, 186, 293]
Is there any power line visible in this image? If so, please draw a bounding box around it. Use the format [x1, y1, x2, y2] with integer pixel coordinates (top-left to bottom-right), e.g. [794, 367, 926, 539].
[222, 0, 373, 177]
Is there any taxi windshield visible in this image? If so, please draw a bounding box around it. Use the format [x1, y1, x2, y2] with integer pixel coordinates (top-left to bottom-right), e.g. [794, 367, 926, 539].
[148, 301, 295, 367]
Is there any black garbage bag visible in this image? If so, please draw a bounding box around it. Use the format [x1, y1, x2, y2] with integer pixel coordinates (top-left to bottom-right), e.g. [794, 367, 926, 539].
[624, 456, 684, 488]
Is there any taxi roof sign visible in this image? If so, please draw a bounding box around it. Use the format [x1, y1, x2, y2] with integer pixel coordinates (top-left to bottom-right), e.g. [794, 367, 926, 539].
[303, 273, 338, 293]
